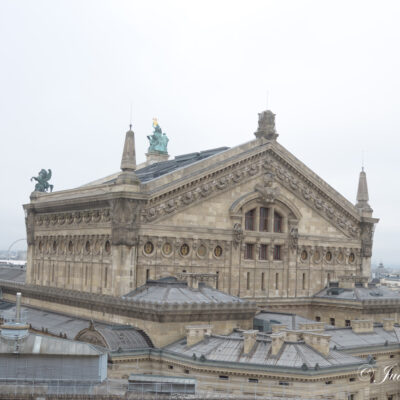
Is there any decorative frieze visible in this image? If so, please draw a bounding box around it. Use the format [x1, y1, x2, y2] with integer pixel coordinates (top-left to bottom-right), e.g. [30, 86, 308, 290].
[34, 208, 111, 228]
[34, 234, 112, 258]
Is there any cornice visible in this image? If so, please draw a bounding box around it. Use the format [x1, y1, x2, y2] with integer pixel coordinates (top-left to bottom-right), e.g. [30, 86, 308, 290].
[0, 281, 257, 322]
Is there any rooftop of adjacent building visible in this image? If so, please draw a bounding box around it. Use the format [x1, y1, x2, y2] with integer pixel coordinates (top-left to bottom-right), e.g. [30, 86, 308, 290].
[314, 282, 400, 300]
[123, 276, 250, 306]
[164, 330, 362, 371]
[0, 299, 153, 351]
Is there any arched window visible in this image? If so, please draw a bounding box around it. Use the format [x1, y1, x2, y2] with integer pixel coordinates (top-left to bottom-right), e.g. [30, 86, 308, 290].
[274, 212, 283, 233]
[245, 209, 256, 230]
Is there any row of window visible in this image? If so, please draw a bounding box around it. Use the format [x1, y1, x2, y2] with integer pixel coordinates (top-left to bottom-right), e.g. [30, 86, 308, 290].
[244, 243, 282, 260]
[245, 207, 283, 233]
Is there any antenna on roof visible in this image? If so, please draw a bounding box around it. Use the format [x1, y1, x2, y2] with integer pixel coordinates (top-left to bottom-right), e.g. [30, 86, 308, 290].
[129, 102, 133, 131]
[362, 149, 365, 171]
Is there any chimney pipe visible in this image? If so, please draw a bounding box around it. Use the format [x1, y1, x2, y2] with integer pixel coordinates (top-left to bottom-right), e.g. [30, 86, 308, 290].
[15, 292, 21, 322]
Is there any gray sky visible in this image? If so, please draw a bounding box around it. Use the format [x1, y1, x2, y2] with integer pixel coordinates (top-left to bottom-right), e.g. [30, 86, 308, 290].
[0, 0, 399, 266]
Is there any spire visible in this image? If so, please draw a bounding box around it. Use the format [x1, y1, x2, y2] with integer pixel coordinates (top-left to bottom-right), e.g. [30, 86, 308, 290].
[117, 126, 140, 185]
[355, 167, 372, 213]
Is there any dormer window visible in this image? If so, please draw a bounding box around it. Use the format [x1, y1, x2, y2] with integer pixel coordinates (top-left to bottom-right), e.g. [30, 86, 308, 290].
[245, 209, 256, 231]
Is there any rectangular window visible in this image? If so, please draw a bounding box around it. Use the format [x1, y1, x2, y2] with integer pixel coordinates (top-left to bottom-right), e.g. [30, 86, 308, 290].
[345, 320, 351, 327]
[315, 316, 321, 322]
[248, 378, 258, 383]
[146, 269, 150, 282]
[245, 209, 256, 230]
[216, 271, 219, 290]
[274, 212, 283, 233]
[273, 245, 281, 260]
[246, 272, 250, 290]
[261, 272, 265, 291]
[219, 375, 229, 380]
[245, 243, 254, 259]
[259, 244, 268, 260]
[330, 318, 335, 326]
[104, 266, 108, 288]
[275, 272, 279, 289]
[302, 273, 306, 290]
[259, 207, 269, 231]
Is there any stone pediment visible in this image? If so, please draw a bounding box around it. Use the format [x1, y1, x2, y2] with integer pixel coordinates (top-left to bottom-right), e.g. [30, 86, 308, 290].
[139, 141, 361, 238]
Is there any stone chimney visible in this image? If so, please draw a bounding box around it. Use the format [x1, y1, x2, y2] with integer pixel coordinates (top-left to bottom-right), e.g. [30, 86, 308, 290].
[383, 318, 395, 332]
[272, 324, 287, 333]
[351, 320, 374, 333]
[298, 322, 325, 332]
[243, 330, 258, 354]
[303, 332, 331, 357]
[116, 127, 140, 185]
[186, 325, 212, 347]
[270, 332, 285, 356]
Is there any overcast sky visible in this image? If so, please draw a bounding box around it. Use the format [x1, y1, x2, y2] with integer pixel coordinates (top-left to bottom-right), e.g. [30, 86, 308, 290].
[0, 0, 399, 266]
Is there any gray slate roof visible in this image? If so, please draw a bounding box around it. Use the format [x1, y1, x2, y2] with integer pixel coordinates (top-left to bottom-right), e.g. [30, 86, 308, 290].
[314, 285, 400, 300]
[164, 332, 362, 370]
[328, 326, 400, 350]
[89, 147, 230, 186]
[0, 266, 26, 283]
[78, 324, 153, 351]
[255, 312, 332, 330]
[123, 277, 246, 305]
[0, 300, 153, 349]
[0, 331, 103, 356]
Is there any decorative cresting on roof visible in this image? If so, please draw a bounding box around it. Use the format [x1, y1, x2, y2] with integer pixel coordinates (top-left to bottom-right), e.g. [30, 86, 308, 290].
[254, 110, 279, 140]
[141, 148, 361, 238]
[117, 126, 140, 185]
[355, 168, 372, 213]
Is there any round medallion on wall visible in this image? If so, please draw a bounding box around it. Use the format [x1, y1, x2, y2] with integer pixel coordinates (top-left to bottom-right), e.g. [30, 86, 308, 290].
[349, 252, 355, 263]
[313, 250, 321, 263]
[214, 245, 223, 258]
[162, 242, 172, 256]
[180, 243, 190, 256]
[197, 244, 207, 258]
[301, 250, 308, 261]
[144, 241, 154, 255]
[325, 251, 332, 262]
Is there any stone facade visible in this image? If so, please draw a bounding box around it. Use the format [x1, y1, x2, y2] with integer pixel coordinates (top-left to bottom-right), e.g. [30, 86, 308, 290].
[23, 111, 378, 307]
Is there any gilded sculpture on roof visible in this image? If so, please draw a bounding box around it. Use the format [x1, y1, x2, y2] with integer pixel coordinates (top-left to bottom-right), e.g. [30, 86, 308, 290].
[147, 118, 169, 154]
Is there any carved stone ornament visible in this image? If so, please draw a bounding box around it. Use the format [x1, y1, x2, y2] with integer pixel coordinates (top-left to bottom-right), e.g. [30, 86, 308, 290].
[360, 221, 375, 257]
[255, 171, 280, 204]
[254, 110, 278, 140]
[111, 198, 140, 246]
[289, 227, 299, 251]
[233, 223, 243, 248]
[25, 210, 35, 246]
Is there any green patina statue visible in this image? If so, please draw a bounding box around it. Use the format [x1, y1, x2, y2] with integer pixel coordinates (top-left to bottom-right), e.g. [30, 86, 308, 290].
[31, 169, 53, 192]
[147, 118, 169, 154]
